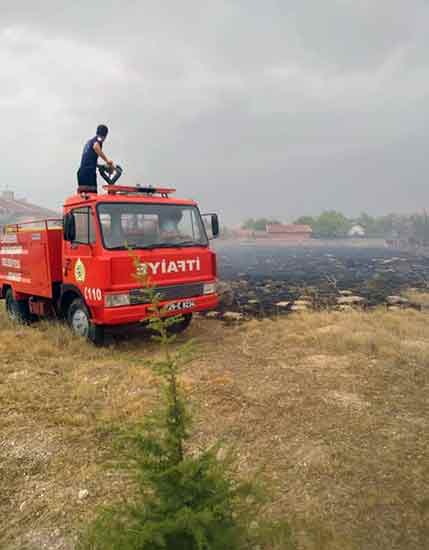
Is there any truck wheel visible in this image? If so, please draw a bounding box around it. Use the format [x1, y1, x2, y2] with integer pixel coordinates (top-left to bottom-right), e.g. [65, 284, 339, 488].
[5, 289, 31, 324]
[67, 298, 104, 346]
[167, 313, 192, 334]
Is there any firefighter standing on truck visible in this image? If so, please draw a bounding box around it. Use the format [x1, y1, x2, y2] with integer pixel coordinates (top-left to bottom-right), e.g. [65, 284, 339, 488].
[77, 124, 115, 193]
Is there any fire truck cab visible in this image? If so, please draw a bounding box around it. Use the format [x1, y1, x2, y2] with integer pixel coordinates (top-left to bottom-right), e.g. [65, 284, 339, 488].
[0, 185, 219, 344]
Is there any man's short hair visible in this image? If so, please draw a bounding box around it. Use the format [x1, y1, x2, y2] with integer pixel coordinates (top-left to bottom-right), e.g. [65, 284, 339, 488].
[96, 124, 109, 138]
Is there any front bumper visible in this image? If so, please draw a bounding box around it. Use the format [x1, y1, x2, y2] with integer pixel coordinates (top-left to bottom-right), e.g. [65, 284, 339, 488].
[95, 293, 219, 326]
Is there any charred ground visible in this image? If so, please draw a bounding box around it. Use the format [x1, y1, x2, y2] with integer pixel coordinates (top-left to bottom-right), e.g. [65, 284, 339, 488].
[214, 241, 429, 314]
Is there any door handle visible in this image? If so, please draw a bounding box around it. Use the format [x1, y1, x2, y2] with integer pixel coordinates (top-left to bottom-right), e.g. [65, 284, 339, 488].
[64, 258, 72, 276]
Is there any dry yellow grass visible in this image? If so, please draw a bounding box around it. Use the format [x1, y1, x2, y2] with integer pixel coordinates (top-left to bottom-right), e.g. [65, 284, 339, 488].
[1, 305, 428, 549]
[403, 289, 429, 307]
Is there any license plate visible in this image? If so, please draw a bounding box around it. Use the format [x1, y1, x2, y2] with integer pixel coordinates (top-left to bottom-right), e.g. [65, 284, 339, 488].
[166, 300, 195, 312]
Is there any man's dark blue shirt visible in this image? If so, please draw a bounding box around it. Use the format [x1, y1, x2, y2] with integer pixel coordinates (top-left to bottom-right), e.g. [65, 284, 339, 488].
[80, 136, 103, 172]
[77, 136, 103, 188]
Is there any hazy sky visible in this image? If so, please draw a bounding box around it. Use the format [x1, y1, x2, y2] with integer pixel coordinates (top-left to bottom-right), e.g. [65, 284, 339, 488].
[2, 1, 429, 223]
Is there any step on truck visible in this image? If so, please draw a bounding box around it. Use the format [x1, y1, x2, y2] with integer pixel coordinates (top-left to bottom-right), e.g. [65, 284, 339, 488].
[0, 182, 219, 344]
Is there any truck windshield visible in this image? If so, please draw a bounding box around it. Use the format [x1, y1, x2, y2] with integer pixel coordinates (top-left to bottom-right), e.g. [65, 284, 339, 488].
[97, 203, 208, 250]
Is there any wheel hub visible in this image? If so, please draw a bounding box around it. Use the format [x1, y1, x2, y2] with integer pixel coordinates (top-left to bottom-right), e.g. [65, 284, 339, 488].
[71, 309, 89, 337]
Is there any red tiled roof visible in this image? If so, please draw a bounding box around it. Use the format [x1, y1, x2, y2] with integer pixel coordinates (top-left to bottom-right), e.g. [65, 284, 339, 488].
[266, 224, 312, 234]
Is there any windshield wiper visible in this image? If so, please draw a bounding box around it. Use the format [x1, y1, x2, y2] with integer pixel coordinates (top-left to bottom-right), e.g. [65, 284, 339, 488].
[107, 244, 142, 250]
[172, 241, 206, 247]
[107, 241, 207, 251]
[151, 241, 207, 248]
[134, 242, 195, 249]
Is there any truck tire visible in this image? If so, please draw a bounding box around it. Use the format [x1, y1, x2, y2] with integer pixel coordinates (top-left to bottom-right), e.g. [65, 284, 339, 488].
[167, 313, 192, 334]
[5, 288, 32, 324]
[67, 298, 104, 346]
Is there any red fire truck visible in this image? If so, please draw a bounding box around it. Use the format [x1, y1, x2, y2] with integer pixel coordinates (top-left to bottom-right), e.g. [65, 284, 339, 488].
[0, 182, 219, 344]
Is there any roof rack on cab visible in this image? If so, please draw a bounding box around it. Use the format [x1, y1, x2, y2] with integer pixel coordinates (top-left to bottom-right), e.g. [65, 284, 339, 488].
[102, 185, 176, 198]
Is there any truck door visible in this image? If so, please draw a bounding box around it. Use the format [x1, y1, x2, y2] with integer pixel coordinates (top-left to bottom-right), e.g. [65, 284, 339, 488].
[63, 206, 99, 305]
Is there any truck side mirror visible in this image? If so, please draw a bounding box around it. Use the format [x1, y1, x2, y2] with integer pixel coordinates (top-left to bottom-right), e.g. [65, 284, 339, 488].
[211, 214, 219, 238]
[202, 213, 220, 239]
[63, 213, 76, 242]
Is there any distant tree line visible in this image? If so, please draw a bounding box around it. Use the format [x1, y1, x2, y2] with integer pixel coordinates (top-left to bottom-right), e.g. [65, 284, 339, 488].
[240, 211, 429, 242]
[295, 210, 429, 241]
[241, 212, 353, 237]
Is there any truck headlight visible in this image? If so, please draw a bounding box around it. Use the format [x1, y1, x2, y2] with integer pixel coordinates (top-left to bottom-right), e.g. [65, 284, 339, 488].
[203, 282, 216, 295]
[105, 293, 131, 307]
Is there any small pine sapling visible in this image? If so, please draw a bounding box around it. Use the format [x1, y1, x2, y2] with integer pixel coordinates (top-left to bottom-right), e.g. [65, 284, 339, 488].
[78, 257, 294, 550]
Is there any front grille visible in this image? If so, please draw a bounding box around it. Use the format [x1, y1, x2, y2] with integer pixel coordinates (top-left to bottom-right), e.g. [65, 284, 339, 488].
[129, 283, 204, 305]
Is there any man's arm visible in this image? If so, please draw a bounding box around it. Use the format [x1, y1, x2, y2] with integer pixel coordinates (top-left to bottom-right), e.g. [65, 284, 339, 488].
[93, 142, 114, 166]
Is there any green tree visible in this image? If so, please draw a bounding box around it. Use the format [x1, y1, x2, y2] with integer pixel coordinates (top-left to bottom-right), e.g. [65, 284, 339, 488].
[79, 262, 294, 550]
[242, 218, 281, 231]
[355, 212, 375, 236]
[293, 216, 316, 228]
[410, 211, 429, 245]
[374, 213, 409, 238]
[313, 210, 351, 238]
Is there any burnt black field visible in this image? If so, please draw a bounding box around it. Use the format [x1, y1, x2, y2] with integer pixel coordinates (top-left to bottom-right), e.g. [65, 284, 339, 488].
[213, 241, 429, 315]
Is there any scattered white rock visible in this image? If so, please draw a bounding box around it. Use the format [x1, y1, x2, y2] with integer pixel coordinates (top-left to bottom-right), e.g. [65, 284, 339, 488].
[291, 304, 308, 312]
[386, 295, 409, 305]
[205, 311, 219, 319]
[78, 489, 89, 500]
[222, 311, 244, 321]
